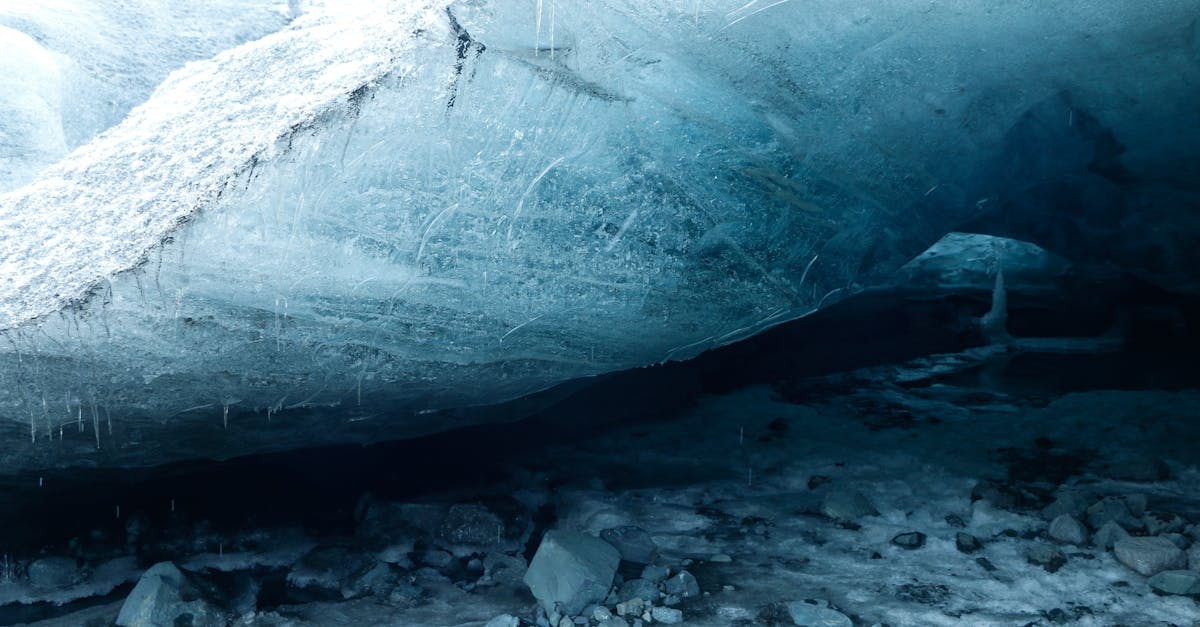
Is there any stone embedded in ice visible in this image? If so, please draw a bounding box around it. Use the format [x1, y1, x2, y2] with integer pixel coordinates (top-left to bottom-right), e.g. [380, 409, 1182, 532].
[1048, 514, 1088, 546]
[784, 600, 853, 627]
[650, 606, 684, 624]
[600, 526, 658, 564]
[819, 488, 879, 521]
[955, 533, 983, 554]
[524, 529, 619, 616]
[1113, 536, 1187, 577]
[662, 570, 700, 598]
[116, 562, 224, 627]
[1148, 570, 1200, 596]
[1025, 544, 1067, 573]
[1092, 521, 1130, 550]
[891, 532, 926, 550]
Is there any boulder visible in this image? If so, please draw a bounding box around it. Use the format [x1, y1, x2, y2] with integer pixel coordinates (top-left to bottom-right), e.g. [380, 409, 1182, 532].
[524, 530, 619, 616]
[1148, 570, 1200, 596]
[1092, 521, 1130, 550]
[891, 532, 926, 550]
[1113, 537, 1187, 576]
[116, 562, 224, 627]
[600, 526, 658, 564]
[820, 488, 878, 521]
[784, 600, 853, 627]
[1048, 515, 1088, 545]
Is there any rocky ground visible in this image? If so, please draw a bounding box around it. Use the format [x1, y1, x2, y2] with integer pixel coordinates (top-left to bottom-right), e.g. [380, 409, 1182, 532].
[2, 346, 1200, 626]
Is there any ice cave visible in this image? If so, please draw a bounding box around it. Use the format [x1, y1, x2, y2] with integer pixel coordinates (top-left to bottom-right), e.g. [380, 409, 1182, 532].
[1, 1, 1199, 625]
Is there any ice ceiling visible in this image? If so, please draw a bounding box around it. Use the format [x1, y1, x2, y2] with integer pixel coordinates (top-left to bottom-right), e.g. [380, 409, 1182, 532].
[1, 0, 1198, 473]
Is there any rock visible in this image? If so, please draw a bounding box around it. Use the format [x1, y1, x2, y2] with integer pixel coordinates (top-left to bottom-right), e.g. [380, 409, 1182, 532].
[891, 532, 926, 550]
[955, 533, 982, 554]
[820, 488, 878, 521]
[618, 578, 660, 603]
[1092, 521, 1130, 550]
[1143, 511, 1186, 536]
[483, 553, 528, 587]
[438, 504, 504, 547]
[1148, 570, 1200, 596]
[1113, 537, 1187, 576]
[485, 615, 521, 627]
[1048, 515, 1088, 545]
[944, 514, 967, 528]
[524, 530, 620, 616]
[597, 620, 629, 627]
[1026, 545, 1067, 573]
[971, 480, 1017, 510]
[1041, 492, 1089, 520]
[1189, 544, 1200, 571]
[600, 527, 658, 564]
[286, 545, 373, 600]
[651, 607, 683, 624]
[1086, 497, 1144, 531]
[1163, 533, 1191, 550]
[784, 600, 853, 627]
[975, 557, 998, 572]
[27, 556, 78, 589]
[1122, 494, 1148, 517]
[640, 564, 669, 583]
[343, 561, 398, 599]
[116, 562, 224, 627]
[662, 570, 700, 599]
[387, 582, 424, 608]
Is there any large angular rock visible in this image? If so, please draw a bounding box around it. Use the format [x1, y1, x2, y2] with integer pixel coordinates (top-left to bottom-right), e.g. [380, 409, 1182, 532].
[116, 562, 224, 627]
[524, 530, 619, 616]
[1048, 515, 1088, 545]
[820, 488, 879, 522]
[1113, 537, 1187, 577]
[1148, 570, 1200, 596]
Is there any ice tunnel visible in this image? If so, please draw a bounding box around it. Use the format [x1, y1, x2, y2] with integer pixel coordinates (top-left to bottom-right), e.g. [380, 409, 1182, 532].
[2, 0, 1200, 474]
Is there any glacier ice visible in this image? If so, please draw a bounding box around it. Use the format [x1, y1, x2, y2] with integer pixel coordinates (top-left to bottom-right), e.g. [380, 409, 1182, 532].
[0, 0, 1198, 472]
[0, 0, 296, 192]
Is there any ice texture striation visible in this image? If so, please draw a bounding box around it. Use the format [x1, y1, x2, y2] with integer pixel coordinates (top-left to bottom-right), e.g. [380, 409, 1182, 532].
[1, 0, 1199, 472]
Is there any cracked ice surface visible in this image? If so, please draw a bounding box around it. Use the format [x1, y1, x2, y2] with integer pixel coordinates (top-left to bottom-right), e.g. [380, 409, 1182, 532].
[1, 0, 1198, 472]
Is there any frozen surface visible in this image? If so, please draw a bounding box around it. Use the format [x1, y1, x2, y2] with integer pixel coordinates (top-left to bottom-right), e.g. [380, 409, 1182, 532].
[7, 355, 1200, 626]
[0, 0, 296, 192]
[1, 0, 1199, 472]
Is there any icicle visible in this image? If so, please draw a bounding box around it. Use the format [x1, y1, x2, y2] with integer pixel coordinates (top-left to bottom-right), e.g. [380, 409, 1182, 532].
[106, 407, 112, 436]
[93, 407, 101, 449]
[535, 0, 543, 57]
[116, 505, 120, 519]
[549, 1, 556, 59]
[38, 477, 43, 488]
[77, 406, 82, 432]
[223, 404, 229, 429]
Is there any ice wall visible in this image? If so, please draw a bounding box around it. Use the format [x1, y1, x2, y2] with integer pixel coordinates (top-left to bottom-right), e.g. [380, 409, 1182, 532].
[0, 0, 1197, 472]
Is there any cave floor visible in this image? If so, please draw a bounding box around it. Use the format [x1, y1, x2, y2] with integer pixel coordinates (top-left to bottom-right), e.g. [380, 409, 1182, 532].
[4, 348, 1200, 626]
